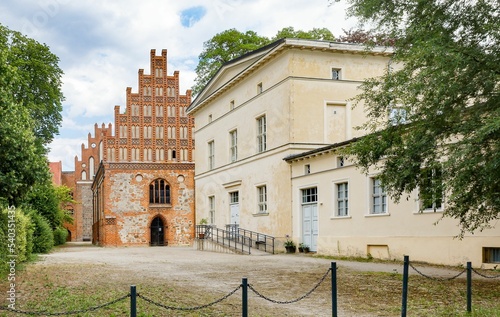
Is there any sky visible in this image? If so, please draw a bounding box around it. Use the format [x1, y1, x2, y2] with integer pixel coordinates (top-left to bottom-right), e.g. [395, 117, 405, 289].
[0, 0, 358, 170]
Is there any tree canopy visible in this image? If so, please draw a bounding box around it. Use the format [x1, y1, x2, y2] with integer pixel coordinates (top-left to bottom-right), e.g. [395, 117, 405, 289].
[0, 24, 64, 205]
[192, 27, 336, 96]
[340, 0, 500, 235]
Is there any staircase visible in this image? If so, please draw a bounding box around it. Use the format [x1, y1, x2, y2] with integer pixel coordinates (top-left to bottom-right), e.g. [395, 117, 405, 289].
[195, 225, 275, 255]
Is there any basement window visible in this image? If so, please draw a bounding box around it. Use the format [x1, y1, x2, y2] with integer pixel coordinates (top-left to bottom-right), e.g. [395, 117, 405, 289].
[483, 247, 500, 263]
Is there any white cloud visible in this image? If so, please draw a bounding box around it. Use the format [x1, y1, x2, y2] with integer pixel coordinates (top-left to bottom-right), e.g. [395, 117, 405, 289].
[1, 0, 358, 171]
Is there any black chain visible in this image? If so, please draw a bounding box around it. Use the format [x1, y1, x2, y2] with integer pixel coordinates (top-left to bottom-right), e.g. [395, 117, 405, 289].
[409, 263, 466, 281]
[472, 268, 500, 279]
[248, 268, 331, 304]
[137, 285, 241, 311]
[0, 294, 130, 316]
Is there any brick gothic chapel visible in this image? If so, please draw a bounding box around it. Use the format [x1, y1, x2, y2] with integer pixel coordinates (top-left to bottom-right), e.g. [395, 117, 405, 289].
[62, 49, 195, 246]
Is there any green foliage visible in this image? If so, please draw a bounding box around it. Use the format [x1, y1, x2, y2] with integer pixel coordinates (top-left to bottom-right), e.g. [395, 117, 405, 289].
[30, 212, 54, 253]
[54, 185, 76, 225]
[192, 28, 270, 95]
[2, 24, 64, 145]
[343, 0, 500, 235]
[0, 23, 63, 206]
[192, 27, 336, 96]
[271, 26, 335, 41]
[23, 181, 67, 229]
[53, 227, 68, 246]
[0, 206, 33, 276]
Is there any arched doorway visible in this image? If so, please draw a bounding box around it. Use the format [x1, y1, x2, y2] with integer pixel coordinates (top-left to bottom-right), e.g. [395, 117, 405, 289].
[150, 216, 165, 246]
[66, 229, 72, 242]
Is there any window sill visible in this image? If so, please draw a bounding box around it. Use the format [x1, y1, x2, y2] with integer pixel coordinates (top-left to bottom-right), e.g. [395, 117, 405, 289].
[149, 204, 172, 208]
[330, 215, 351, 220]
[365, 212, 390, 218]
[413, 209, 444, 214]
[253, 212, 269, 217]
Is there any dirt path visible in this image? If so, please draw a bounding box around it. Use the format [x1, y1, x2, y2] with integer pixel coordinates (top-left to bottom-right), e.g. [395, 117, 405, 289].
[27, 242, 474, 317]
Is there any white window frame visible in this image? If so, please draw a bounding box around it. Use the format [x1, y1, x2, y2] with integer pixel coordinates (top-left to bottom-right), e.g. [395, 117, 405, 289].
[370, 177, 388, 215]
[230, 129, 237, 162]
[257, 185, 267, 214]
[257, 115, 267, 153]
[208, 140, 215, 170]
[419, 167, 444, 212]
[209, 196, 215, 225]
[332, 68, 341, 80]
[333, 181, 349, 218]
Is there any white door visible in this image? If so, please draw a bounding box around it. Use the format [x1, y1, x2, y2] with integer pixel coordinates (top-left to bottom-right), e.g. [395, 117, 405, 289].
[302, 203, 318, 252]
[230, 203, 239, 225]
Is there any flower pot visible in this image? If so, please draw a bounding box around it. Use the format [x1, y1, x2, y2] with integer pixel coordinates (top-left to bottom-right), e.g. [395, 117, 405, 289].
[298, 247, 304, 253]
[198, 233, 205, 239]
[285, 246, 296, 253]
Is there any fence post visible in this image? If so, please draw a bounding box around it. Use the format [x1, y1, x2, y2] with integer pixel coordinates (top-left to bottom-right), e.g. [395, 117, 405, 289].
[331, 262, 337, 317]
[242, 277, 248, 317]
[130, 285, 137, 317]
[401, 255, 409, 317]
[467, 262, 472, 313]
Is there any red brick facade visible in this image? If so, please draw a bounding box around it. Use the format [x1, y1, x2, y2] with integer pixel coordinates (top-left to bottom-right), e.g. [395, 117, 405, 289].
[62, 49, 195, 246]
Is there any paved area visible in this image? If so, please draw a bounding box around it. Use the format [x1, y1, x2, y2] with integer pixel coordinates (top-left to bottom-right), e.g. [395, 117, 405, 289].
[34, 242, 473, 316]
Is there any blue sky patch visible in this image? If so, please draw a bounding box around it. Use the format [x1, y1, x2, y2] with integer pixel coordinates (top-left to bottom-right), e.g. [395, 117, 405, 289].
[180, 6, 206, 28]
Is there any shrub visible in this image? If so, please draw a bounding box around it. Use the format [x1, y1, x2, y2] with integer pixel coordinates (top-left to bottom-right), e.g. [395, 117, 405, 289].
[30, 212, 54, 253]
[0, 206, 33, 276]
[53, 227, 68, 246]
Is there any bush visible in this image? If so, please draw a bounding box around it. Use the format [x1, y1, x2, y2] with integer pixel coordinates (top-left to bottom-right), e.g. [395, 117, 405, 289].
[0, 206, 33, 276]
[30, 212, 54, 253]
[53, 227, 68, 246]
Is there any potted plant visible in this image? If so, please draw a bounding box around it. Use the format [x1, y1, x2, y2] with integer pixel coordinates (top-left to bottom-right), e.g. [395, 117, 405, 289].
[298, 243, 307, 253]
[284, 235, 296, 253]
[198, 218, 208, 239]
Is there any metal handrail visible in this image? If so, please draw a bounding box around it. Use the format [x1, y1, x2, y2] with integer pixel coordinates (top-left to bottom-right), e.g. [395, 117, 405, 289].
[196, 225, 251, 254]
[236, 228, 275, 254]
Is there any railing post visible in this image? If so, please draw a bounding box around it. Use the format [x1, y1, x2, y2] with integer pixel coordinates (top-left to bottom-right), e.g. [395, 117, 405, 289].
[130, 285, 137, 317]
[331, 262, 337, 317]
[242, 277, 248, 317]
[467, 262, 472, 313]
[401, 255, 409, 317]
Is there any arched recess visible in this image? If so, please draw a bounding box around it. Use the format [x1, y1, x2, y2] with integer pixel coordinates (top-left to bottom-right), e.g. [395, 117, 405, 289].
[149, 179, 170, 204]
[150, 216, 166, 246]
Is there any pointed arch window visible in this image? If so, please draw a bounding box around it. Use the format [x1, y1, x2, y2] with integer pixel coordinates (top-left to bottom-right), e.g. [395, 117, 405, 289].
[149, 179, 170, 204]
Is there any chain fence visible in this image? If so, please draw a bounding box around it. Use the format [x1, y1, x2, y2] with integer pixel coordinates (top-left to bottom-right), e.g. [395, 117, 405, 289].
[0, 293, 130, 316]
[409, 263, 466, 281]
[136, 285, 241, 311]
[248, 267, 331, 304]
[471, 268, 500, 279]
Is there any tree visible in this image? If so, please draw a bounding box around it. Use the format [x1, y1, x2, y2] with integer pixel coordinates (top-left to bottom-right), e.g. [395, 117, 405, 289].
[0, 24, 63, 204]
[192, 27, 336, 96]
[192, 29, 270, 96]
[3, 24, 64, 145]
[340, 0, 500, 235]
[271, 26, 335, 42]
[336, 28, 394, 46]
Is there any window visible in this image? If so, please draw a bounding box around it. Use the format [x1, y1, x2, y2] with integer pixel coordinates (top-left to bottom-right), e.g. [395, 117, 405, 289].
[119, 125, 128, 138]
[257, 82, 263, 94]
[257, 185, 267, 213]
[156, 105, 163, 117]
[143, 105, 152, 116]
[149, 179, 170, 204]
[389, 107, 408, 125]
[209, 196, 215, 224]
[132, 104, 140, 116]
[208, 141, 215, 170]
[208, 114, 212, 123]
[144, 126, 152, 139]
[483, 248, 500, 264]
[336, 183, 349, 216]
[230, 191, 239, 204]
[332, 68, 341, 80]
[230, 100, 235, 110]
[156, 126, 164, 139]
[371, 178, 387, 214]
[302, 187, 318, 204]
[230, 130, 237, 162]
[420, 167, 443, 211]
[304, 164, 311, 175]
[257, 115, 266, 153]
[337, 156, 345, 167]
